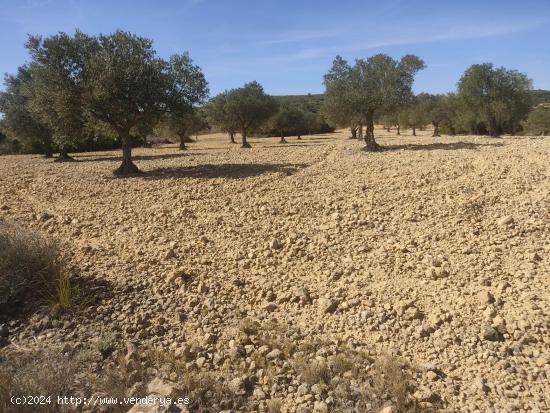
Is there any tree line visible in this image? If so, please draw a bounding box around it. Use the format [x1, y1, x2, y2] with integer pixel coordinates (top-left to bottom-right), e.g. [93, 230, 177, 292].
[1, 29, 549, 174]
[322, 56, 550, 145]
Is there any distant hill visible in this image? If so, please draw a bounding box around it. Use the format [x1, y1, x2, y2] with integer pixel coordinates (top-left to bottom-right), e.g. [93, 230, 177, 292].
[530, 89, 550, 106]
[273, 93, 325, 113]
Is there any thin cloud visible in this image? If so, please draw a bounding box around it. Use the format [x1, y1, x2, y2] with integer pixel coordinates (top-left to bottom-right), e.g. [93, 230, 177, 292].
[257, 29, 342, 45]
[279, 19, 547, 62]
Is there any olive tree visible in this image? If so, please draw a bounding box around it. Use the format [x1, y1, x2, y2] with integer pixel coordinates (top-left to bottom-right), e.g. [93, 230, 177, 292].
[0, 67, 53, 156]
[161, 53, 209, 150]
[157, 109, 208, 149]
[205, 91, 239, 143]
[522, 106, 550, 136]
[270, 105, 306, 143]
[78, 31, 208, 174]
[25, 32, 93, 161]
[224, 81, 278, 148]
[457, 63, 531, 136]
[322, 56, 362, 138]
[399, 105, 427, 136]
[324, 54, 425, 150]
[416, 93, 447, 137]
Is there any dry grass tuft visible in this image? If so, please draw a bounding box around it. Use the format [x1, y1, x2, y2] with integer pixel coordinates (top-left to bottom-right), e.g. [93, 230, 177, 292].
[0, 221, 73, 314]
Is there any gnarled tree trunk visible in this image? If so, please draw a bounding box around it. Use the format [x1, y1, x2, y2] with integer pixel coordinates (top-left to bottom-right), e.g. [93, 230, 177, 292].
[179, 134, 187, 150]
[229, 132, 236, 143]
[55, 148, 75, 162]
[432, 122, 441, 137]
[241, 130, 251, 148]
[297, 135, 302, 140]
[350, 126, 357, 139]
[396, 124, 400, 135]
[363, 116, 382, 152]
[279, 131, 287, 144]
[358, 124, 363, 140]
[114, 129, 140, 175]
[412, 127, 416, 136]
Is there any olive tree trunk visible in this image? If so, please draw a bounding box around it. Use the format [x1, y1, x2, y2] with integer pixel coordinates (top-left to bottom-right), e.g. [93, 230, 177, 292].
[358, 124, 363, 139]
[229, 132, 236, 143]
[432, 122, 441, 137]
[363, 116, 382, 152]
[114, 129, 140, 175]
[179, 134, 187, 150]
[396, 124, 400, 135]
[55, 148, 75, 162]
[297, 135, 302, 140]
[241, 130, 251, 148]
[412, 127, 416, 136]
[350, 126, 357, 139]
[279, 131, 287, 143]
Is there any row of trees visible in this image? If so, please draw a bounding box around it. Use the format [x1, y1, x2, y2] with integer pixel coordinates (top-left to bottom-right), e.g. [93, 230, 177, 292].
[0, 30, 334, 171]
[205, 83, 332, 147]
[322, 59, 548, 144]
[1, 29, 549, 173]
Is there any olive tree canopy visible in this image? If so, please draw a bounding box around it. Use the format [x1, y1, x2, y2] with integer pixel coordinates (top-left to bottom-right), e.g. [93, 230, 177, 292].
[25, 30, 208, 174]
[223, 81, 278, 148]
[0, 67, 53, 156]
[324, 54, 425, 150]
[457, 63, 531, 136]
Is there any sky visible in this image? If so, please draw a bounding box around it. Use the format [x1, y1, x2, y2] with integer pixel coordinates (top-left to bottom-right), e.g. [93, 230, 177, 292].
[0, 0, 549, 96]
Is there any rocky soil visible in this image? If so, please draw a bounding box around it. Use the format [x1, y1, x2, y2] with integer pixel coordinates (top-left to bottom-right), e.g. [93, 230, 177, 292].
[0, 129, 549, 412]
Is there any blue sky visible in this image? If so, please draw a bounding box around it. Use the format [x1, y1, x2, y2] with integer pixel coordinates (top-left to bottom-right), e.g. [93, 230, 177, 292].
[1, 0, 549, 96]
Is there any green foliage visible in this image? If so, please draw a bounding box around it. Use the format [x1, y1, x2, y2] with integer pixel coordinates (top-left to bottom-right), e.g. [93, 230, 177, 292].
[399, 105, 428, 134]
[25, 32, 95, 154]
[24, 30, 209, 173]
[522, 106, 550, 135]
[323, 54, 425, 149]
[223, 81, 278, 147]
[0, 67, 54, 155]
[156, 109, 208, 147]
[155, 53, 209, 147]
[322, 56, 361, 129]
[269, 104, 307, 138]
[205, 91, 239, 136]
[457, 63, 532, 136]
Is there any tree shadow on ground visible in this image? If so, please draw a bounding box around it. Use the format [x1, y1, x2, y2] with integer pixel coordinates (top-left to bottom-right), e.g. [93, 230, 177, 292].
[381, 141, 504, 151]
[74, 152, 192, 162]
[265, 143, 328, 148]
[142, 163, 308, 180]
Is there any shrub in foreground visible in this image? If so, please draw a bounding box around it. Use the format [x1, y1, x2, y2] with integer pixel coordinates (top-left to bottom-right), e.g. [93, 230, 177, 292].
[0, 221, 72, 315]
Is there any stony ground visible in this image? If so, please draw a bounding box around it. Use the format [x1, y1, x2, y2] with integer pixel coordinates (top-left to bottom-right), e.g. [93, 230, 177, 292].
[0, 128, 549, 412]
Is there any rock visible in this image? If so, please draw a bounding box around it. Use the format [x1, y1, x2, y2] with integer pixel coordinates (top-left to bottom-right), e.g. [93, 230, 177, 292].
[472, 377, 490, 394]
[228, 377, 247, 395]
[146, 377, 177, 397]
[318, 297, 338, 314]
[253, 387, 266, 400]
[269, 238, 283, 250]
[0, 324, 9, 338]
[379, 406, 396, 413]
[266, 349, 282, 359]
[313, 401, 329, 413]
[262, 302, 278, 312]
[497, 215, 514, 226]
[478, 290, 495, 305]
[481, 324, 501, 342]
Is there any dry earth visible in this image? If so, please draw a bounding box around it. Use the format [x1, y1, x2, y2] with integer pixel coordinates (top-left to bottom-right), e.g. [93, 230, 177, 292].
[0, 128, 549, 412]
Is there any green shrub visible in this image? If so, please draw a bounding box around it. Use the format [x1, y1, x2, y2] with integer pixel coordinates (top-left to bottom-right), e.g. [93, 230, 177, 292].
[0, 221, 73, 314]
